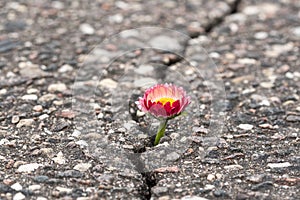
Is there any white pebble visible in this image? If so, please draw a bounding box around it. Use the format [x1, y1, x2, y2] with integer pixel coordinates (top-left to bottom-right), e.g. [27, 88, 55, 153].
[238, 124, 253, 130]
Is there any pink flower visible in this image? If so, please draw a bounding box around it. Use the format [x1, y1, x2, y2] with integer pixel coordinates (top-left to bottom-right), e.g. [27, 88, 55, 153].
[136, 83, 191, 119]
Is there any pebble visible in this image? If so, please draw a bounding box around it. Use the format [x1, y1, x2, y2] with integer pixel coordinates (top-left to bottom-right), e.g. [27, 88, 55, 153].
[79, 23, 95, 35]
[152, 186, 168, 195]
[17, 163, 43, 173]
[36, 197, 47, 200]
[11, 115, 20, 124]
[16, 119, 34, 128]
[39, 114, 49, 120]
[55, 186, 72, 194]
[98, 78, 118, 89]
[213, 190, 228, 197]
[260, 82, 274, 88]
[247, 174, 265, 183]
[52, 152, 66, 165]
[238, 124, 253, 130]
[57, 170, 83, 178]
[204, 184, 215, 191]
[21, 94, 38, 101]
[11, 182, 22, 191]
[181, 196, 209, 200]
[38, 94, 56, 103]
[13, 192, 25, 200]
[267, 162, 291, 168]
[48, 83, 67, 93]
[0, 88, 7, 95]
[286, 115, 300, 122]
[109, 14, 124, 23]
[251, 181, 273, 191]
[33, 175, 49, 183]
[18, 62, 46, 78]
[149, 36, 182, 52]
[73, 163, 92, 172]
[33, 105, 43, 112]
[207, 174, 215, 182]
[72, 129, 81, 138]
[291, 26, 300, 37]
[224, 164, 243, 170]
[166, 152, 180, 161]
[58, 64, 73, 73]
[27, 88, 38, 94]
[254, 32, 268, 40]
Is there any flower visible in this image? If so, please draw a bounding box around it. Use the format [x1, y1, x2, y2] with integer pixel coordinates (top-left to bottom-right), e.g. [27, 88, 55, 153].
[136, 83, 191, 119]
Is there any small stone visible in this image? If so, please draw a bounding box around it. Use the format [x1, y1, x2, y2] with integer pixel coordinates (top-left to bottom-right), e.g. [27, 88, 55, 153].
[136, 110, 145, 117]
[27, 88, 38, 94]
[75, 140, 88, 148]
[224, 164, 243, 170]
[19, 62, 46, 78]
[123, 144, 134, 150]
[267, 162, 291, 168]
[0, 88, 7, 95]
[80, 23, 95, 35]
[152, 186, 168, 195]
[33, 105, 43, 112]
[251, 181, 273, 191]
[33, 175, 49, 183]
[11, 182, 22, 191]
[48, 83, 67, 93]
[213, 190, 228, 197]
[52, 152, 66, 165]
[21, 94, 38, 101]
[11, 115, 20, 124]
[98, 78, 118, 89]
[285, 72, 294, 79]
[28, 184, 41, 191]
[36, 197, 47, 200]
[72, 130, 81, 138]
[73, 163, 92, 172]
[149, 36, 182, 52]
[39, 94, 56, 103]
[207, 174, 215, 182]
[16, 119, 34, 128]
[260, 82, 274, 88]
[247, 174, 265, 183]
[237, 58, 257, 65]
[17, 163, 43, 173]
[238, 124, 253, 130]
[286, 115, 300, 122]
[57, 170, 83, 178]
[55, 109, 76, 119]
[13, 192, 25, 200]
[204, 184, 215, 191]
[254, 32, 268, 40]
[291, 26, 300, 37]
[259, 124, 274, 129]
[166, 152, 180, 161]
[181, 196, 209, 200]
[58, 64, 73, 73]
[39, 114, 49, 120]
[55, 186, 72, 194]
[109, 14, 124, 23]
[154, 166, 179, 173]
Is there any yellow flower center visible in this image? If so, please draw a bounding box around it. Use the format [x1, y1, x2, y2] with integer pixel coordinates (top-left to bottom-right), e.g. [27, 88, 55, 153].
[156, 97, 176, 105]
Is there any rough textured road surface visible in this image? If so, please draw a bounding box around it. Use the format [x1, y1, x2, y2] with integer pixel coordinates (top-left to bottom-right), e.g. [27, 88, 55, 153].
[0, 0, 299, 200]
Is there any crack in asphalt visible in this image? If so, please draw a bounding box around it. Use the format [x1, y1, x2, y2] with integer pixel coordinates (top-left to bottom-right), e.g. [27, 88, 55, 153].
[129, 1, 243, 199]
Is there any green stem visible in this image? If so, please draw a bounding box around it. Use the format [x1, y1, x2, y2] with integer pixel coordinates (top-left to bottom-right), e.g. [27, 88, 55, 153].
[154, 119, 168, 146]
